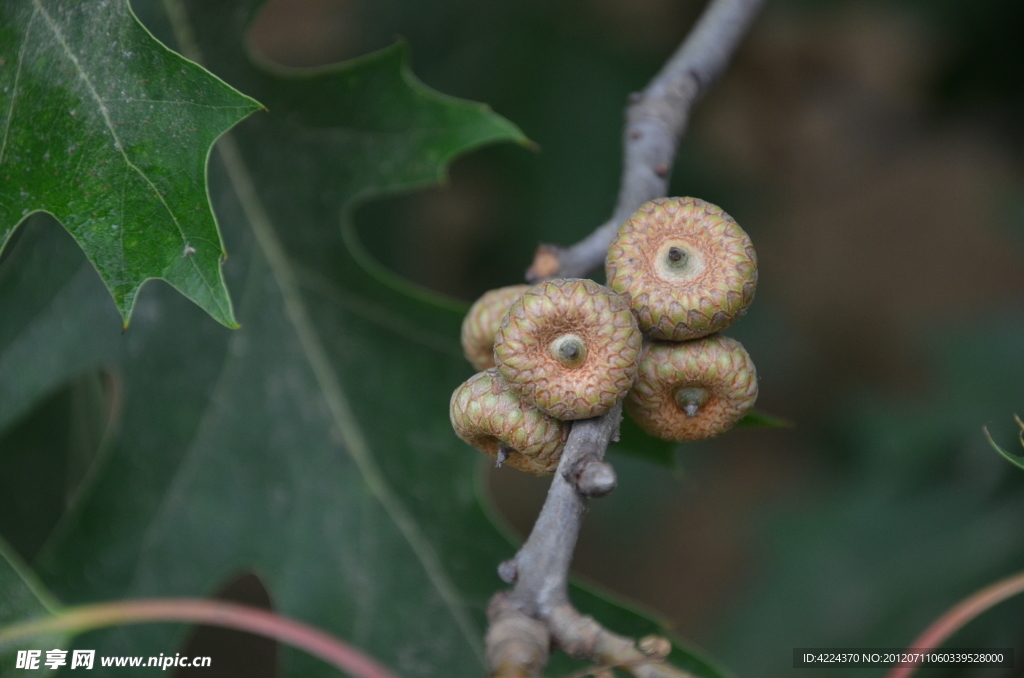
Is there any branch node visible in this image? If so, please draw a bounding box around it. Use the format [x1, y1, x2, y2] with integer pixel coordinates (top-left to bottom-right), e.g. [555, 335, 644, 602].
[687, 68, 704, 91]
[526, 244, 563, 282]
[574, 459, 618, 498]
[638, 635, 673, 660]
[486, 594, 550, 678]
[498, 559, 519, 584]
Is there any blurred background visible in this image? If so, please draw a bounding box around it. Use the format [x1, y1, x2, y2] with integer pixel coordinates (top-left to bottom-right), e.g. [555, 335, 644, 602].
[5, 0, 1024, 675]
[260, 0, 1024, 673]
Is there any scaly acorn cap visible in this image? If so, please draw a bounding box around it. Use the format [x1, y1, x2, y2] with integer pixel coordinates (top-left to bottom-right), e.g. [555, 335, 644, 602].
[626, 335, 757, 442]
[494, 278, 642, 420]
[606, 197, 757, 341]
[450, 369, 569, 475]
[461, 285, 531, 371]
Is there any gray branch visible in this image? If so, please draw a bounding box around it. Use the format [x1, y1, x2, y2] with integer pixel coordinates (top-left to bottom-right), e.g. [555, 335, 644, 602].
[527, 0, 767, 283]
[489, 1, 767, 675]
[501, 405, 623, 617]
[487, 407, 694, 678]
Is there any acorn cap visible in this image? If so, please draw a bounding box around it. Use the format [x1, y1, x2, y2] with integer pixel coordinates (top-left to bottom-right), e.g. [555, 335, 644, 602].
[494, 279, 642, 420]
[606, 197, 757, 341]
[461, 285, 531, 371]
[626, 335, 757, 442]
[450, 369, 569, 475]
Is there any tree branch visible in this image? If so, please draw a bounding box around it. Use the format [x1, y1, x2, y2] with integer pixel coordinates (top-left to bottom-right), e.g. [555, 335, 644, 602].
[491, 0, 767, 675]
[501, 406, 624, 618]
[527, 0, 767, 282]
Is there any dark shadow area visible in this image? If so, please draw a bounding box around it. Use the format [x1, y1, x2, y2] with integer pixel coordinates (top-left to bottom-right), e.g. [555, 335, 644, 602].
[175, 572, 278, 678]
[0, 369, 115, 562]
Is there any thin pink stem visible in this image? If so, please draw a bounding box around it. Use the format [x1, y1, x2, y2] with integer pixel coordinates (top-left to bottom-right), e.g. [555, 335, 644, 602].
[0, 598, 399, 678]
[886, 570, 1024, 678]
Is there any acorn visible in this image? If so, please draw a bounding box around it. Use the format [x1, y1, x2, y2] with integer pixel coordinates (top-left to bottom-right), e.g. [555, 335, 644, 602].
[606, 197, 757, 341]
[461, 285, 531, 371]
[450, 369, 569, 475]
[494, 279, 642, 420]
[626, 334, 757, 441]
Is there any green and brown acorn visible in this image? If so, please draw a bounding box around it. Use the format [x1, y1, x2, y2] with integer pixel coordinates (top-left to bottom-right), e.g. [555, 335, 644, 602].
[450, 369, 569, 475]
[493, 278, 642, 420]
[626, 334, 758, 442]
[606, 197, 757, 341]
[461, 285, 531, 371]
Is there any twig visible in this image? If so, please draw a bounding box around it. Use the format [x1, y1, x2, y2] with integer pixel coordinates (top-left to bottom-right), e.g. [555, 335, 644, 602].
[492, 0, 767, 675]
[501, 406, 624, 618]
[527, 0, 767, 282]
[0, 598, 399, 678]
[885, 570, 1024, 678]
[486, 409, 630, 674]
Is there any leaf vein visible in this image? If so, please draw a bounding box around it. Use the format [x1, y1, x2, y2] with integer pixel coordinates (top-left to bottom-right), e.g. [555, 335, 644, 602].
[294, 264, 461, 358]
[0, 5, 35, 172]
[216, 132, 486, 666]
[99, 98, 255, 111]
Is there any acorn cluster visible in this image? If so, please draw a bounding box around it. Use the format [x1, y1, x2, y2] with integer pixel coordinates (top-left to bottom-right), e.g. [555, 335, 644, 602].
[450, 197, 759, 475]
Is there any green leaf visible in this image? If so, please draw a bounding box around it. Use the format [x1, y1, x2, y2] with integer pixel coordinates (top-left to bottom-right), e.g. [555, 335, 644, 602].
[0, 536, 67, 675]
[613, 408, 793, 469]
[0, 2, 728, 677]
[984, 416, 1024, 471]
[737, 409, 793, 429]
[610, 408, 793, 469]
[0, 0, 261, 328]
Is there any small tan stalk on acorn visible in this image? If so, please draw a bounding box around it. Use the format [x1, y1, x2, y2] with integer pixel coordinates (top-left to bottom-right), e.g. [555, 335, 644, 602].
[626, 334, 758, 442]
[606, 197, 757, 341]
[493, 278, 642, 420]
[461, 284, 532, 371]
[450, 369, 569, 475]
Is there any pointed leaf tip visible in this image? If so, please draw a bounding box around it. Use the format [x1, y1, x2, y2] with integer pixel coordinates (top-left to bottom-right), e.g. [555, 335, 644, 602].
[0, 0, 259, 328]
[984, 418, 1024, 471]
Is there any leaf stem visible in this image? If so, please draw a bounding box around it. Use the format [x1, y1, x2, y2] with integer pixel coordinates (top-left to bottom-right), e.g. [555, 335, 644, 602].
[886, 570, 1024, 678]
[0, 598, 399, 678]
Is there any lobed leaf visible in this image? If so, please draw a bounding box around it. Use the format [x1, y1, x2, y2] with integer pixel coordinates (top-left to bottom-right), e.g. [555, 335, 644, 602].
[0, 0, 260, 328]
